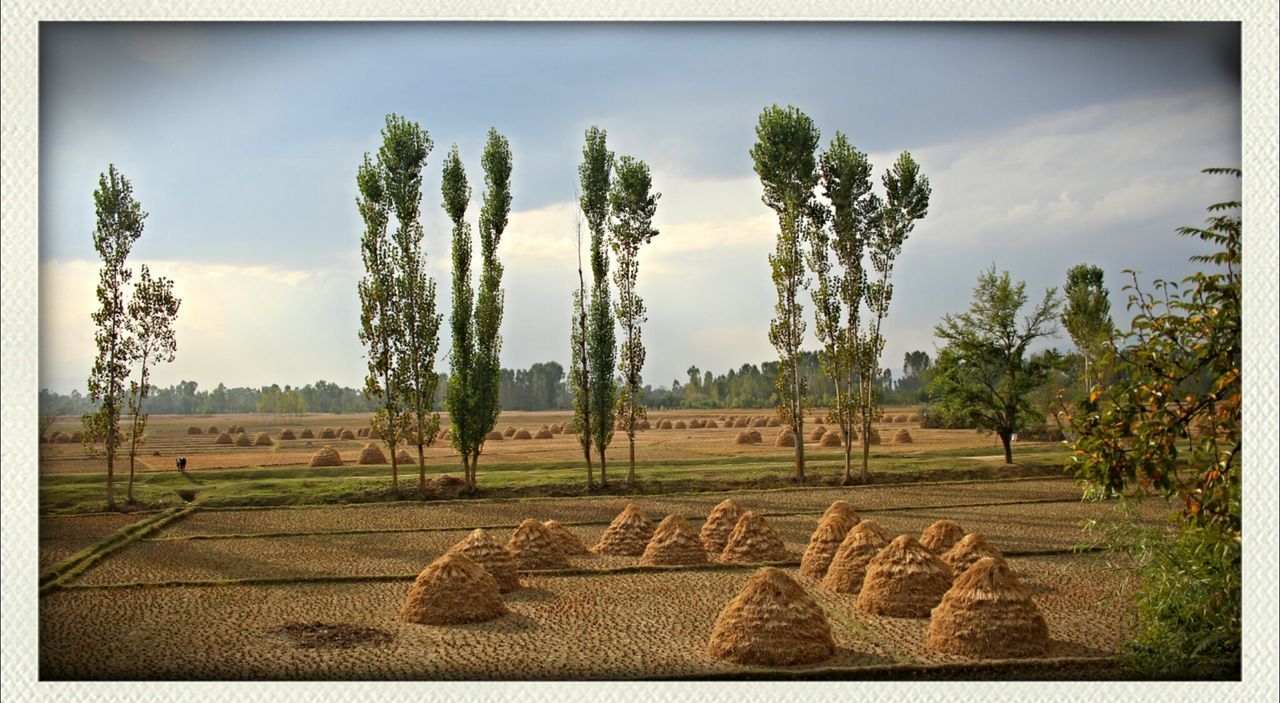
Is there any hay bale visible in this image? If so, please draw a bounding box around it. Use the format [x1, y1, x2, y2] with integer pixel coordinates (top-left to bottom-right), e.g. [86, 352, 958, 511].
[593, 504, 656, 556]
[774, 430, 795, 447]
[809, 426, 828, 441]
[358, 427, 370, 437]
[747, 429, 762, 442]
[656, 419, 673, 430]
[909, 414, 923, 423]
[549, 424, 563, 434]
[308, 445, 343, 467]
[485, 430, 504, 440]
[279, 429, 297, 440]
[234, 433, 253, 447]
[732, 432, 752, 445]
[207, 425, 219, 434]
[864, 427, 881, 444]
[640, 514, 707, 566]
[543, 520, 588, 556]
[892, 429, 913, 444]
[214, 432, 233, 445]
[819, 431, 842, 447]
[920, 519, 966, 553]
[673, 420, 687, 430]
[636, 419, 650, 430]
[507, 519, 571, 569]
[70, 431, 84, 442]
[750, 417, 768, 428]
[533, 429, 553, 439]
[186, 426, 203, 435]
[339, 429, 356, 440]
[799, 504, 860, 580]
[721, 511, 788, 564]
[734, 418, 749, 428]
[400, 553, 507, 625]
[704, 420, 719, 428]
[766, 417, 780, 427]
[513, 429, 533, 440]
[395, 449, 415, 465]
[357, 443, 387, 465]
[856, 535, 952, 618]
[690, 419, 705, 429]
[232, 425, 246, 434]
[503, 426, 516, 437]
[926, 557, 1049, 658]
[941, 533, 1006, 579]
[706, 567, 835, 666]
[700, 499, 745, 554]
[426, 474, 465, 499]
[821, 521, 890, 594]
[897, 414, 911, 423]
[447, 528, 521, 593]
[299, 428, 314, 439]
[319, 428, 336, 439]
[253, 432, 273, 446]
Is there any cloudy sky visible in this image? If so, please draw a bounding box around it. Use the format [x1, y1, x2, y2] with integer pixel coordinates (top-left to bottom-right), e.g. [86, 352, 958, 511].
[38, 22, 1241, 394]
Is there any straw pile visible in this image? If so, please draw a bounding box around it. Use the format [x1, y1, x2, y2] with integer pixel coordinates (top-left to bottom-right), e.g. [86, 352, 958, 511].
[733, 431, 758, 445]
[279, 429, 297, 440]
[319, 428, 336, 439]
[766, 417, 780, 427]
[70, 431, 84, 442]
[819, 431, 842, 447]
[674, 420, 687, 429]
[920, 519, 966, 553]
[864, 427, 881, 444]
[447, 528, 521, 593]
[821, 520, 890, 594]
[690, 419, 705, 429]
[706, 567, 835, 666]
[358, 427, 370, 438]
[357, 443, 387, 465]
[593, 504, 656, 556]
[750, 417, 768, 428]
[637, 419, 650, 430]
[640, 514, 707, 566]
[809, 426, 827, 441]
[254, 432, 273, 446]
[399, 554, 508, 625]
[503, 426, 516, 437]
[704, 420, 719, 428]
[720, 512, 788, 564]
[339, 429, 355, 440]
[700, 499, 745, 554]
[533, 429, 553, 439]
[485, 430, 504, 440]
[734, 418, 750, 428]
[187, 426, 203, 435]
[550, 424, 563, 434]
[207, 425, 220, 434]
[299, 428, 315, 439]
[543, 520, 588, 556]
[897, 414, 911, 423]
[308, 446, 343, 467]
[507, 519, 571, 569]
[395, 449, 415, 465]
[234, 433, 253, 447]
[513, 429, 533, 440]
[774, 430, 795, 447]
[909, 414, 923, 423]
[925, 557, 1049, 658]
[540, 424, 550, 431]
[799, 504, 860, 579]
[214, 432, 233, 445]
[856, 535, 953, 617]
[657, 419, 673, 430]
[941, 533, 1006, 579]
[892, 429, 913, 444]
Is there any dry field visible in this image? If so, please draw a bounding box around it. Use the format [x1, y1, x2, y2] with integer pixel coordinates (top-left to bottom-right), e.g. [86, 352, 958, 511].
[39, 477, 1167, 680]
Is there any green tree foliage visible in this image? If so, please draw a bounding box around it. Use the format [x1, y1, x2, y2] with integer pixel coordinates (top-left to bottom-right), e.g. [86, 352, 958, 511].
[931, 266, 1061, 463]
[1062, 263, 1114, 392]
[751, 104, 821, 481]
[441, 145, 479, 490]
[608, 154, 660, 490]
[1068, 169, 1241, 678]
[83, 164, 146, 510]
[579, 127, 617, 486]
[123, 265, 180, 502]
[568, 182, 595, 489]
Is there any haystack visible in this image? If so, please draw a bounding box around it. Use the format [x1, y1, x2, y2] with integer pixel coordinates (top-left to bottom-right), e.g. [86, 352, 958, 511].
[766, 417, 780, 427]
[399, 553, 508, 625]
[319, 428, 336, 439]
[485, 430, 504, 440]
[593, 504, 655, 556]
[809, 426, 827, 441]
[513, 429, 533, 440]
[747, 429, 762, 443]
[690, 419, 705, 429]
[637, 419, 650, 430]
[774, 430, 795, 447]
[819, 431, 842, 447]
[640, 514, 707, 566]
[339, 429, 356, 440]
[706, 567, 835, 666]
[254, 432, 273, 446]
[700, 499, 745, 554]
[733, 431, 757, 446]
[187, 426, 203, 435]
[232, 425, 246, 434]
[543, 520, 588, 556]
[549, 424, 563, 434]
[892, 429, 913, 444]
[447, 528, 521, 593]
[864, 427, 881, 444]
[299, 428, 314, 439]
[533, 429, 553, 439]
[909, 414, 923, 423]
[357, 427, 370, 438]
[70, 431, 84, 442]
[308, 445, 343, 467]
[897, 414, 911, 423]
[234, 433, 253, 447]
[540, 424, 550, 431]
[925, 557, 1049, 658]
[214, 432, 233, 445]
[657, 419, 673, 430]
[799, 504, 859, 579]
[704, 420, 719, 428]
[503, 426, 516, 437]
[940, 533, 1006, 579]
[920, 519, 965, 553]
[720, 512, 788, 564]
[821, 521, 890, 593]
[734, 418, 749, 428]
[395, 449, 415, 465]
[750, 417, 768, 428]
[357, 443, 387, 465]
[856, 535, 952, 617]
[674, 420, 687, 429]
[279, 429, 297, 440]
[507, 519, 571, 569]
[207, 425, 220, 434]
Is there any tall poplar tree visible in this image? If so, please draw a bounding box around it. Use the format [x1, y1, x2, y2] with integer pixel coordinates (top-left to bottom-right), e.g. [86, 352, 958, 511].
[568, 187, 595, 490]
[579, 127, 617, 486]
[750, 105, 820, 482]
[83, 164, 146, 510]
[124, 265, 180, 502]
[1062, 263, 1113, 392]
[442, 145, 479, 488]
[609, 155, 660, 491]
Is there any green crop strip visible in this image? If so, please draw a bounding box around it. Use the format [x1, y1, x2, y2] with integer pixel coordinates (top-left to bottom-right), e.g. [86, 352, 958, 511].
[39, 506, 198, 597]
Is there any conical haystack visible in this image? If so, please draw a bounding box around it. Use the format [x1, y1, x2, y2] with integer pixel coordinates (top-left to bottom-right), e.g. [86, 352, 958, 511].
[503, 426, 516, 437]
[857, 535, 952, 617]
[809, 426, 827, 441]
[920, 519, 966, 553]
[207, 425, 220, 434]
[636, 419, 650, 430]
[706, 567, 835, 665]
[657, 419, 673, 430]
[533, 429, 553, 439]
[447, 528, 521, 593]
[339, 429, 356, 440]
[821, 520, 891, 593]
[254, 431, 273, 446]
[820, 431, 842, 447]
[774, 430, 795, 447]
[214, 432, 233, 445]
[940, 533, 1006, 578]
[357, 443, 387, 465]
[513, 429, 533, 440]
[187, 426, 203, 435]
[234, 433, 252, 446]
[750, 417, 768, 428]
[720, 512, 788, 563]
[690, 419, 705, 429]
[747, 429, 762, 442]
[799, 502, 860, 579]
[700, 498, 745, 554]
[319, 428, 336, 439]
[357, 427, 369, 437]
[279, 429, 297, 440]
[864, 427, 881, 444]
[593, 504, 655, 556]
[734, 418, 749, 428]
[308, 445, 343, 467]
[400, 553, 508, 625]
[892, 429, 913, 444]
[926, 557, 1049, 658]
[674, 420, 687, 429]
[485, 430, 504, 440]
[909, 414, 923, 423]
[733, 431, 756, 445]
[705, 420, 719, 428]
[395, 449, 415, 465]
[640, 514, 707, 566]
[507, 519, 571, 569]
[543, 520, 588, 556]
[298, 428, 314, 439]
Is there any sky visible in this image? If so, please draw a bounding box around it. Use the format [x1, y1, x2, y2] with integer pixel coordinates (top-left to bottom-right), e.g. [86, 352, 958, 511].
[38, 22, 1242, 395]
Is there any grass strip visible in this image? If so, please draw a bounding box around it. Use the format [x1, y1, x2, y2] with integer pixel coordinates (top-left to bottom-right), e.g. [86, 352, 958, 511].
[39, 506, 197, 597]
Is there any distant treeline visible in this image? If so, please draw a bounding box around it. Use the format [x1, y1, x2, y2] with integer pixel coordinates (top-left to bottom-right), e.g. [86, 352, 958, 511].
[38, 350, 946, 418]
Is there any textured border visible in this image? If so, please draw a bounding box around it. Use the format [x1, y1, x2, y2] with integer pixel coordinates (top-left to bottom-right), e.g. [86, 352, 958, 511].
[3, 2, 1276, 701]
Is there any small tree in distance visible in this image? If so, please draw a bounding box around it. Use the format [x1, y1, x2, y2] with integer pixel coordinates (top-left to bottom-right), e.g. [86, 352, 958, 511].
[1062, 263, 1114, 393]
[124, 265, 180, 503]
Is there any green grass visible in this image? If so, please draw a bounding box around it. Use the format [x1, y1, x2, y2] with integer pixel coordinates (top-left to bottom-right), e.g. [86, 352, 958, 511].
[40, 444, 1073, 516]
[39, 506, 197, 596]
